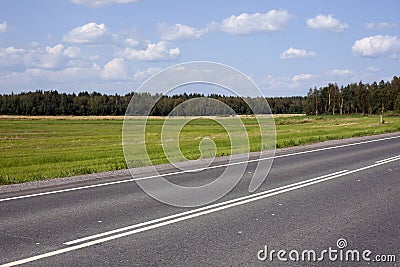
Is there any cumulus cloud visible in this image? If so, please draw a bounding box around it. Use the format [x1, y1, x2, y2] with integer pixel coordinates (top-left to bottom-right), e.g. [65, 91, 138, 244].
[70, 0, 139, 7]
[352, 35, 400, 57]
[292, 73, 315, 82]
[0, 44, 85, 71]
[124, 38, 139, 47]
[63, 22, 116, 44]
[168, 47, 180, 57]
[365, 22, 397, 30]
[219, 9, 291, 35]
[0, 47, 28, 70]
[123, 41, 180, 61]
[306, 14, 349, 33]
[63, 46, 81, 58]
[37, 44, 86, 69]
[0, 21, 9, 33]
[280, 47, 316, 59]
[133, 67, 161, 80]
[35, 44, 66, 69]
[101, 58, 127, 79]
[0, 47, 26, 57]
[158, 23, 206, 41]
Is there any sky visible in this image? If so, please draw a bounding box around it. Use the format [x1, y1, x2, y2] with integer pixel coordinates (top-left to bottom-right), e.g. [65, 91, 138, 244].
[0, 0, 399, 97]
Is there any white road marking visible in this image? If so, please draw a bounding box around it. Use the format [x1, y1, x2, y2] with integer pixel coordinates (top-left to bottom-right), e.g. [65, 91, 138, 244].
[2, 155, 400, 267]
[64, 170, 348, 245]
[1, 170, 348, 267]
[375, 155, 400, 164]
[0, 135, 399, 203]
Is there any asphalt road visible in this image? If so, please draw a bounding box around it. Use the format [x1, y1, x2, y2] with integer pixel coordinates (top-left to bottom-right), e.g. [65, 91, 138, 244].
[1, 134, 399, 266]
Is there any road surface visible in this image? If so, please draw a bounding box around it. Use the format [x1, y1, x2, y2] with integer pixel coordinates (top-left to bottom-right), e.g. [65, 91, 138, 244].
[1, 133, 399, 266]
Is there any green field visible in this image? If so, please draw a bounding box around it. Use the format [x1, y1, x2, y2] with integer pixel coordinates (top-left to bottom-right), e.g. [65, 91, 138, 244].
[1, 115, 400, 185]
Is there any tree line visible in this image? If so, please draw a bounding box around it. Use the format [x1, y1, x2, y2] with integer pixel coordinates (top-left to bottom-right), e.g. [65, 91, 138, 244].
[305, 76, 400, 115]
[0, 76, 399, 116]
[0, 90, 305, 116]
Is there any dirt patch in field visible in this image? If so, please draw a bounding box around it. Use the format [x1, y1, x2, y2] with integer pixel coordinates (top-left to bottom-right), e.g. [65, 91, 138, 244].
[334, 122, 358, 127]
[0, 114, 305, 120]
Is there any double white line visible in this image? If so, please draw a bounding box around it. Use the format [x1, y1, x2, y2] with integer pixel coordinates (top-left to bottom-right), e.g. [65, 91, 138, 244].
[375, 155, 400, 164]
[2, 154, 399, 267]
[65, 152, 400, 246]
[64, 170, 349, 246]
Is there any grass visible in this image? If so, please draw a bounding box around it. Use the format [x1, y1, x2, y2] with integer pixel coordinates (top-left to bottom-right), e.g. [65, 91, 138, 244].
[1, 114, 400, 185]
[0, 119, 126, 184]
[275, 115, 400, 148]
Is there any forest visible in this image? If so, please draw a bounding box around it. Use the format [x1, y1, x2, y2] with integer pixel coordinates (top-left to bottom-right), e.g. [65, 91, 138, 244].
[0, 76, 399, 116]
[305, 76, 400, 116]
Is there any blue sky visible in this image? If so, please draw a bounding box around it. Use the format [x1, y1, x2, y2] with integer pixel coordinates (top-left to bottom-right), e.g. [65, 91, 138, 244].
[0, 0, 399, 96]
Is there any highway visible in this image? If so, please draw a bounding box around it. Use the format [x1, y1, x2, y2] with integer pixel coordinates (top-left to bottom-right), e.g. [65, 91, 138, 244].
[0, 133, 399, 266]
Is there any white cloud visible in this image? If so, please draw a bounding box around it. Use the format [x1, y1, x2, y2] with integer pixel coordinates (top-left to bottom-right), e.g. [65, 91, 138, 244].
[365, 22, 397, 30]
[36, 44, 88, 69]
[124, 38, 139, 47]
[158, 23, 206, 41]
[63, 22, 115, 44]
[306, 14, 349, 33]
[168, 47, 180, 57]
[71, 0, 139, 7]
[0, 21, 9, 33]
[0, 44, 87, 71]
[133, 67, 161, 80]
[0, 46, 26, 56]
[280, 47, 316, 59]
[63, 46, 81, 58]
[123, 41, 180, 61]
[352, 35, 400, 57]
[292, 73, 315, 82]
[0, 63, 142, 93]
[0, 47, 28, 70]
[258, 75, 315, 96]
[329, 69, 353, 76]
[0, 64, 102, 90]
[219, 9, 291, 35]
[101, 58, 127, 80]
[35, 44, 66, 69]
